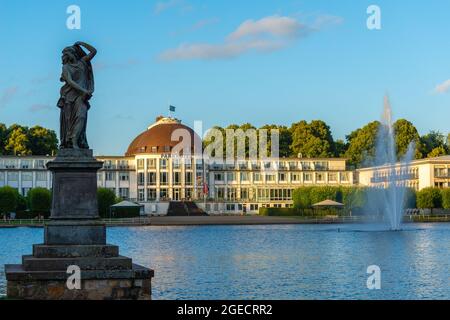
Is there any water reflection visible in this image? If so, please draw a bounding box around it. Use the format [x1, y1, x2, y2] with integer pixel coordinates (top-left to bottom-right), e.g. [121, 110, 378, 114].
[0, 224, 450, 299]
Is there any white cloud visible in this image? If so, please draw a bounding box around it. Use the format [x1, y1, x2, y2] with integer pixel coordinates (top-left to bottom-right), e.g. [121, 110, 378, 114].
[160, 14, 342, 61]
[0, 86, 18, 109]
[228, 16, 304, 41]
[434, 79, 450, 94]
[29, 104, 52, 112]
[160, 39, 286, 61]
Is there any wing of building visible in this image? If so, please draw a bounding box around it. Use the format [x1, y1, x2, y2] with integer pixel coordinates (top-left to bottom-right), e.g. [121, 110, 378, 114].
[1, 116, 449, 215]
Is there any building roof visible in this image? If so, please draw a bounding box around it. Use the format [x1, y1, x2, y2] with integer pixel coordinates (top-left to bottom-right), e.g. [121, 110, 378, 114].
[125, 116, 202, 157]
[357, 155, 450, 172]
[312, 200, 344, 207]
[111, 201, 142, 208]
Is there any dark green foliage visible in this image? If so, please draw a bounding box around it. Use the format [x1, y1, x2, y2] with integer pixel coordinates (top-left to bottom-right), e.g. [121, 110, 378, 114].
[0, 123, 58, 156]
[259, 207, 300, 216]
[290, 120, 336, 158]
[393, 119, 422, 159]
[0, 186, 19, 215]
[344, 121, 380, 167]
[97, 188, 117, 218]
[440, 188, 450, 209]
[111, 206, 141, 218]
[416, 187, 442, 210]
[27, 188, 51, 218]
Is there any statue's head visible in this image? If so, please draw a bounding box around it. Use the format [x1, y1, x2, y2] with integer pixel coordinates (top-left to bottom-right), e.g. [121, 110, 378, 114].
[62, 46, 79, 64]
[62, 45, 87, 65]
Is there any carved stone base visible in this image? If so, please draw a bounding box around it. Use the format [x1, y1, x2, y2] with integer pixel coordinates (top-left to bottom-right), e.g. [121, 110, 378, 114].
[4, 149, 154, 300]
[5, 264, 153, 300]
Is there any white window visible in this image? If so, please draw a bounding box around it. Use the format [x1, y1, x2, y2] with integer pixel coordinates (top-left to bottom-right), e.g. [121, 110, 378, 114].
[138, 189, 145, 201]
[137, 159, 144, 170]
[147, 189, 157, 201]
[119, 172, 129, 181]
[160, 172, 168, 185]
[253, 172, 261, 182]
[147, 172, 157, 185]
[227, 172, 236, 182]
[8, 172, 18, 181]
[214, 173, 224, 182]
[240, 172, 249, 182]
[21, 160, 31, 169]
[119, 188, 129, 199]
[160, 159, 168, 170]
[147, 158, 156, 169]
[106, 172, 115, 181]
[22, 172, 33, 181]
[303, 173, 312, 182]
[36, 172, 47, 181]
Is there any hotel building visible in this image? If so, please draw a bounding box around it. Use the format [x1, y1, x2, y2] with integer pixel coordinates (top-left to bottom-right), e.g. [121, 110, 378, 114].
[1, 117, 449, 215]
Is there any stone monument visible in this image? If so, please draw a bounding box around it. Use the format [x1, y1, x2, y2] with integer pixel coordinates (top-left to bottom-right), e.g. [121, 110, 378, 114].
[5, 42, 154, 300]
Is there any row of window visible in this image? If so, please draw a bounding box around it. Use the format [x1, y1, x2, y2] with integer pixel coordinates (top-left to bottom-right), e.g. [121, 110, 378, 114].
[208, 160, 338, 171]
[0, 159, 47, 169]
[214, 172, 350, 183]
[137, 188, 194, 201]
[213, 187, 294, 201]
[0, 171, 48, 182]
[137, 172, 196, 186]
[136, 158, 201, 170]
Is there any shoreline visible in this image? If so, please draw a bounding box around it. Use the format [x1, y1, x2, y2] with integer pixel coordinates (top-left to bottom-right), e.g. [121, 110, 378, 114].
[0, 215, 449, 228]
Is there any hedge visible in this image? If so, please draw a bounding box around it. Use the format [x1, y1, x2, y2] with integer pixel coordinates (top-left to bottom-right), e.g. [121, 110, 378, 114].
[0, 186, 19, 215]
[441, 188, 450, 210]
[259, 207, 300, 216]
[97, 188, 117, 218]
[27, 188, 51, 218]
[416, 187, 442, 210]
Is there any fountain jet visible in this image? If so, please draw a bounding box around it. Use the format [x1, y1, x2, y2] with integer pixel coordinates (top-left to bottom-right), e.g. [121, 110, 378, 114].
[368, 95, 415, 231]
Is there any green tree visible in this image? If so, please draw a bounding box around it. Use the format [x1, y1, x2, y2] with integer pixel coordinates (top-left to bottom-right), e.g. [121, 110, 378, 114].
[416, 187, 442, 212]
[27, 188, 52, 218]
[393, 119, 422, 159]
[334, 139, 348, 157]
[97, 188, 117, 218]
[441, 189, 450, 210]
[292, 187, 314, 209]
[428, 146, 447, 158]
[344, 121, 380, 167]
[420, 131, 447, 158]
[28, 126, 58, 156]
[290, 120, 335, 158]
[0, 186, 19, 216]
[260, 124, 292, 157]
[5, 125, 31, 156]
[0, 123, 7, 155]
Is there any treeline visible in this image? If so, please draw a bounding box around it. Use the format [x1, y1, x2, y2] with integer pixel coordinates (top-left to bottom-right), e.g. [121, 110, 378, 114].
[0, 187, 139, 219]
[208, 120, 450, 167]
[260, 186, 450, 217]
[0, 123, 58, 156]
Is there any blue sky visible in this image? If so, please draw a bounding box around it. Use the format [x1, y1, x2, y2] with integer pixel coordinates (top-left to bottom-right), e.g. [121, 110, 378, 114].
[0, 0, 449, 155]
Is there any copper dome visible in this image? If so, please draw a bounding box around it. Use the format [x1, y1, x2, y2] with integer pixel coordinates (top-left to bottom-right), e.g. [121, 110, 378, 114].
[125, 117, 201, 156]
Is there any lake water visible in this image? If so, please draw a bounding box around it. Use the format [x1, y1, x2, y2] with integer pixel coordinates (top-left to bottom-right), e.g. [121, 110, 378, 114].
[1, 223, 450, 300]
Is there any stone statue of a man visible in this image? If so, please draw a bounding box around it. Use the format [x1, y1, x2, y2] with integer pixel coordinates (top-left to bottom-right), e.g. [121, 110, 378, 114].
[57, 41, 97, 149]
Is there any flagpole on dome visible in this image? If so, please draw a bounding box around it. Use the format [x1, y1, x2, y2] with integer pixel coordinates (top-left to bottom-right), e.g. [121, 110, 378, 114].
[168, 102, 176, 119]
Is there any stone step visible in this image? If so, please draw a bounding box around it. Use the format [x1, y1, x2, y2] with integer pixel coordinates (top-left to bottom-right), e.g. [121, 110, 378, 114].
[33, 244, 119, 258]
[5, 263, 154, 281]
[22, 255, 133, 271]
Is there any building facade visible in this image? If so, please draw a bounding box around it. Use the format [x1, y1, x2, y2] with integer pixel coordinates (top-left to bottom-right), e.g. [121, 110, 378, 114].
[1, 117, 449, 215]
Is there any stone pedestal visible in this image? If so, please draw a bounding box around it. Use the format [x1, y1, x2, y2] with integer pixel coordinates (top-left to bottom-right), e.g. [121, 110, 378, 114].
[5, 149, 154, 300]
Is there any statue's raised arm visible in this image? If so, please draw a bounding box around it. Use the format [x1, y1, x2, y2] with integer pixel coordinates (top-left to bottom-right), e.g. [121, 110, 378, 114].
[58, 41, 96, 150]
[74, 41, 97, 62]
